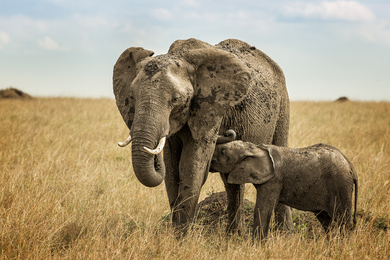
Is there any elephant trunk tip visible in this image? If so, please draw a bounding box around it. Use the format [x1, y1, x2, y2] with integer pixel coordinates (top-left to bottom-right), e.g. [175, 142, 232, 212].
[217, 129, 237, 144]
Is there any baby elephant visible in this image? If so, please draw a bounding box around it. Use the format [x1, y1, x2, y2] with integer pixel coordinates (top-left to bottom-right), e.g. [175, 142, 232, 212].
[210, 140, 358, 240]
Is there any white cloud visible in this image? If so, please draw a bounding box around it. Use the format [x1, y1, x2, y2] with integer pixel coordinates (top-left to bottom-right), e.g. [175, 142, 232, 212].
[283, 1, 376, 22]
[38, 36, 67, 51]
[0, 31, 10, 47]
[72, 14, 110, 29]
[280, 1, 390, 46]
[152, 8, 173, 21]
[0, 15, 49, 34]
[354, 20, 390, 45]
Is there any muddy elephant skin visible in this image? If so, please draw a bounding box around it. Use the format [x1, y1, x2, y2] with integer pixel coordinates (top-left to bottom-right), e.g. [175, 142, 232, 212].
[211, 140, 358, 240]
[113, 38, 291, 233]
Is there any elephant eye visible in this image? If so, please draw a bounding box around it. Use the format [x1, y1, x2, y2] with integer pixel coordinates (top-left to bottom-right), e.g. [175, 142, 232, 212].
[171, 94, 182, 105]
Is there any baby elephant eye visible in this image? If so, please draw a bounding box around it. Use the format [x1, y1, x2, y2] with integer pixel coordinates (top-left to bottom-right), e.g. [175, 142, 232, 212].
[241, 155, 252, 162]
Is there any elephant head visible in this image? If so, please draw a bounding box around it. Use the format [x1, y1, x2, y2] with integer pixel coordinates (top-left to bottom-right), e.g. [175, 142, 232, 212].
[113, 39, 251, 187]
[211, 141, 279, 185]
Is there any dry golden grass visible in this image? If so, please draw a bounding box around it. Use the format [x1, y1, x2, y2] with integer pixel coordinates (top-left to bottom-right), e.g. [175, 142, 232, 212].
[0, 98, 389, 259]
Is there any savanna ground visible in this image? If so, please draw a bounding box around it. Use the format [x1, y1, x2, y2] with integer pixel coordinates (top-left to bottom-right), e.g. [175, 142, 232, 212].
[0, 98, 389, 259]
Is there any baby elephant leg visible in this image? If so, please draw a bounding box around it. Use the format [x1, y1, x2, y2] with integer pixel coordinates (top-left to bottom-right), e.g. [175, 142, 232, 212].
[253, 182, 282, 240]
[219, 173, 245, 235]
[274, 203, 293, 231]
[315, 211, 332, 233]
[333, 204, 354, 235]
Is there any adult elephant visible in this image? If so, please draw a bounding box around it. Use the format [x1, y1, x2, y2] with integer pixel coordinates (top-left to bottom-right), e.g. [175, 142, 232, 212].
[113, 38, 293, 234]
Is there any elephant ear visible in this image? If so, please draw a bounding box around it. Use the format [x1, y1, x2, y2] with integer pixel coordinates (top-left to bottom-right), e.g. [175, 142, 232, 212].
[183, 48, 251, 141]
[262, 144, 282, 174]
[113, 47, 154, 129]
[227, 145, 275, 185]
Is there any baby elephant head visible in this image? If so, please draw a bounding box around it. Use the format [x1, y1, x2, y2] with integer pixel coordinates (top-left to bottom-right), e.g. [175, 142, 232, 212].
[211, 141, 278, 185]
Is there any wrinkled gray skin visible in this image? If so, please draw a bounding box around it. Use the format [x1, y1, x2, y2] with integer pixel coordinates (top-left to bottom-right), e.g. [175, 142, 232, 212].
[113, 38, 292, 234]
[211, 140, 358, 240]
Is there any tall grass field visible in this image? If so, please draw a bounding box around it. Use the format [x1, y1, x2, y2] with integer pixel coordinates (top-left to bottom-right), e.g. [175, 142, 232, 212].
[1, 98, 389, 259]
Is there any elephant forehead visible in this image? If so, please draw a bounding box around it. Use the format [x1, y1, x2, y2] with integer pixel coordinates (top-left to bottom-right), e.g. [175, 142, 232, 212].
[143, 60, 171, 78]
[137, 55, 175, 77]
[230, 140, 247, 149]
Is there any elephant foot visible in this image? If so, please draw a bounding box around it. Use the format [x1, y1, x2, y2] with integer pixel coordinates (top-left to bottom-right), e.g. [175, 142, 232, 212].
[170, 195, 199, 237]
[226, 208, 245, 236]
[171, 211, 191, 232]
[172, 223, 191, 239]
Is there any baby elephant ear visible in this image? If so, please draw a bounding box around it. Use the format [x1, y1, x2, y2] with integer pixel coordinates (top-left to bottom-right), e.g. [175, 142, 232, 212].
[262, 144, 282, 173]
[184, 48, 251, 141]
[227, 147, 275, 185]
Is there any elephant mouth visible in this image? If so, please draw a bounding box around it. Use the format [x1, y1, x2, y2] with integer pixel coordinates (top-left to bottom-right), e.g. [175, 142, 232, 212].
[209, 161, 228, 174]
[154, 154, 163, 172]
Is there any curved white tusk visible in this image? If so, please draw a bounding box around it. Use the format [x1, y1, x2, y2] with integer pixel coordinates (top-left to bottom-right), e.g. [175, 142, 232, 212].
[143, 136, 166, 155]
[118, 135, 132, 147]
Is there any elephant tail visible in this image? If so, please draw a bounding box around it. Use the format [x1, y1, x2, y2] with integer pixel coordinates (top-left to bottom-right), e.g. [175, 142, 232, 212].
[353, 176, 358, 228]
[349, 161, 358, 228]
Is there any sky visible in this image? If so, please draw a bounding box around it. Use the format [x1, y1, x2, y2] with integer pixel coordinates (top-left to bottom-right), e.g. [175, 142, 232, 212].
[1, 0, 390, 101]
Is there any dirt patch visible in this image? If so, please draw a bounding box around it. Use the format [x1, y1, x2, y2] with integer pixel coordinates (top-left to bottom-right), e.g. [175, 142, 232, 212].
[196, 192, 254, 230]
[0, 88, 33, 99]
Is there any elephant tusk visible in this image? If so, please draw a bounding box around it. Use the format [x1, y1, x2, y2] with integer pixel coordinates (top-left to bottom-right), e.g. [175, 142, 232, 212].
[143, 136, 166, 155]
[118, 135, 132, 147]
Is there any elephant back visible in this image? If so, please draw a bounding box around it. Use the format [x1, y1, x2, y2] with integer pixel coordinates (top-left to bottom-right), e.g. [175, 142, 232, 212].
[217, 39, 290, 146]
[168, 38, 213, 56]
[216, 39, 285, 90]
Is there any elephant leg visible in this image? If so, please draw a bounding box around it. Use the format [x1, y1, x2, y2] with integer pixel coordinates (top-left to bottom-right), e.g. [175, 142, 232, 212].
[253, 182, 281, 241]
[164, 134, 182, 210]
[335, 191, 353, 230]
[220, 173, 245, 235]
[170, 127, 218, 233]
[315, 211, 332, 233]
[274, 203, 294, 231]
[333, 203, 352, 235]
[271, 100, 294, 232]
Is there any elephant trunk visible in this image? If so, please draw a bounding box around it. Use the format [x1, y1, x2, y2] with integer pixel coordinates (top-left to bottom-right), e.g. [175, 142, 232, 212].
[130, 105, 168, 187]
[217, 129, 237, 144]
[131, 133, 166, 187]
